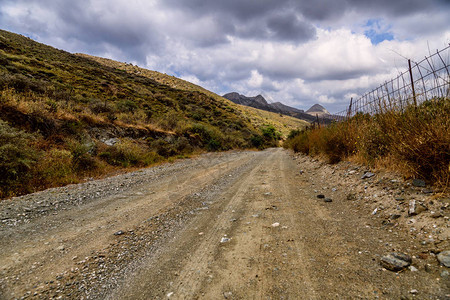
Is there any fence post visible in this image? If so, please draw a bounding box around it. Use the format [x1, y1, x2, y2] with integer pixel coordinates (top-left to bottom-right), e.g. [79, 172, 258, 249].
[347, 98, 353, 119]
[408, 59, 417, 108]
[316, 114, 320, 129]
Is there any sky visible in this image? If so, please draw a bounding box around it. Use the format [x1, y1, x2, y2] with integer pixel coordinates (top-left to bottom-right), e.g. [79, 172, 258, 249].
[0, 0, 449, 113]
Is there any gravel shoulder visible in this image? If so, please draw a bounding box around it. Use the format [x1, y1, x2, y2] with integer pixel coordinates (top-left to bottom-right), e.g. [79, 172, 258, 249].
[0, 148, 448, 299]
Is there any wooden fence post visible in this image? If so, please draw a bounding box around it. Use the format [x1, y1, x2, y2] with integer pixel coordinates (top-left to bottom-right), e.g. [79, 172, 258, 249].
[408, 59, 417, 108]
[347, 98, 353, 119]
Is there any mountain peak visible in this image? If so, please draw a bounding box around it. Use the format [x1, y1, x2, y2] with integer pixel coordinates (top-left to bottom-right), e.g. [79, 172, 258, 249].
[306, 104, 330, 115]
[223, 92, 315, 123]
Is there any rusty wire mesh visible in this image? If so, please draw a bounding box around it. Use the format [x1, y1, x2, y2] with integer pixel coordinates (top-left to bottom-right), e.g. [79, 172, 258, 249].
[333, 45, 450, 121]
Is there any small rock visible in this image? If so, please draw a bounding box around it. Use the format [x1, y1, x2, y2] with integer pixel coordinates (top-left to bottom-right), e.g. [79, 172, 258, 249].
[361, 172, 375, 179]
[395, 197, 405, 201]
[412, 179, 426, 187]
[220, 237, 230, 243]
[422, 188, 433, 194]
[410, 289, 418, 295]
[271, 222, 280, 227]
[114, 230, 125, 236]
[324, 198, 332, 203]
[372, 208, 378, 215]
[437, 250, 450, 267]
[390, 214, 401, 220]
[223, 291, 233, 299]
[167, 292, 174, 298]
[299, 170, 304, 175]
[264, 192, 272, 196]
[441, 270, 449, 278]
[430, 211, 443, 218]
[317, 194, 325, 199]
[408, 200, 427, 216]
[409, 266, 418, 272]
[56, 245, 65, 251]
[104, 138, 119, 146]
[380, 252, 412, 271]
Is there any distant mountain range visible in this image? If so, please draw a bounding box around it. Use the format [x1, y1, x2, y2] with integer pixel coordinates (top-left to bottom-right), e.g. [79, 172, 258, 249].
[222, 92, 330, 123]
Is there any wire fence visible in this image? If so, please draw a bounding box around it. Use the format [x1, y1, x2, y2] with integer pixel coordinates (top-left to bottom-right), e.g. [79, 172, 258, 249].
[332, 44, 450, 122]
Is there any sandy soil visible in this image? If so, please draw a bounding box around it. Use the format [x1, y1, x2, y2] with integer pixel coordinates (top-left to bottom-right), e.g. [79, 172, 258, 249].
[0, 148, 448, 299]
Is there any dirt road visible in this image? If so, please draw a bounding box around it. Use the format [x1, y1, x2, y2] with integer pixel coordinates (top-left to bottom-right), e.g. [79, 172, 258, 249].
[0, 148, 448, 299]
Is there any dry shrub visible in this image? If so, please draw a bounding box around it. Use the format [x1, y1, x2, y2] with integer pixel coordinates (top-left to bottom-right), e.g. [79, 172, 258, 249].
[33, 148, 76, 186]
[286, 98, 449, 186]
[99, 139, 163, 167]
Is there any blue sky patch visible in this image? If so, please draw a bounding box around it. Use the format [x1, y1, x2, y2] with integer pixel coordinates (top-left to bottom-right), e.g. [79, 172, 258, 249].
[364, 19, 394, 44]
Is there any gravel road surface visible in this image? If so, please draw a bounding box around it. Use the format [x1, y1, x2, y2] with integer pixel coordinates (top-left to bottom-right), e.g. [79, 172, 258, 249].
[0, 148, 448, 299]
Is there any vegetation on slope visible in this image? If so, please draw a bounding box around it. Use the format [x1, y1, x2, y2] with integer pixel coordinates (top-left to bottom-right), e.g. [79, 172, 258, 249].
[78, 54, 309, 137]
[284, 99, 450, 187]
[0, 29, 283, 198]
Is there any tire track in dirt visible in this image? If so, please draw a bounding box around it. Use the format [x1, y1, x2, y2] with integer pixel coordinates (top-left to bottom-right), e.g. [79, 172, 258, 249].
[0, 151, 256, 298]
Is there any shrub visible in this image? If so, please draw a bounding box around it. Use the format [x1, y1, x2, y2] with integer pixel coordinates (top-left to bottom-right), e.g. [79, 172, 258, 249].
[34, 148, 75, 185]
[0, 119, 38, 196]
[260, 124, 281, 147]
[250, 134, 264, 149]
[99, 139, 159, 167]
[116, 99, 138, 113]
[285, 98, 450, 186]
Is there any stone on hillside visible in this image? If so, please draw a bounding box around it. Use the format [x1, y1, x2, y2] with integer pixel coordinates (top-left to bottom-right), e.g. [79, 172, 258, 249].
[380, 252, 412, 271]
[324, 198, 332, 203]
[361, 172, 375, 179]
[408, 200, 427, 216]
[412, 179, 426, 187]
[104, 138, 119, 146]
[437, 250, 450, 267]
[317, 194, 325, 199]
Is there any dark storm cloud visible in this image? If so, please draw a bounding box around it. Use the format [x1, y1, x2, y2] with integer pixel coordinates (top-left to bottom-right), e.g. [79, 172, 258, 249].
[266, 13, 316, 41]
[163, 0, 316, 43]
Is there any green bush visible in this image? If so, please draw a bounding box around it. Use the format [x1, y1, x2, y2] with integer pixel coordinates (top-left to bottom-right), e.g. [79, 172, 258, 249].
[260, 124, 281, 147]
[0, 119, 38, 196]
[250, 134, 264, 149]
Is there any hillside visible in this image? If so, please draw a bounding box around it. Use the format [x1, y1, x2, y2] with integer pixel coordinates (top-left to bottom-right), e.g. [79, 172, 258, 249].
[223, 92, 317, 122]
[77, 54, 309, 137]
[0, 29, 305, 198]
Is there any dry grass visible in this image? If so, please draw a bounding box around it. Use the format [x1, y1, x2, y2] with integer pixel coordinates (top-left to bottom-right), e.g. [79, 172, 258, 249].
[285, 98, 450, 187]
[78, 54, 309, 138]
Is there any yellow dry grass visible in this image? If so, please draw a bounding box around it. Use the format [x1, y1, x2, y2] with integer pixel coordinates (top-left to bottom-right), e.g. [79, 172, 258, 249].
[77, 54, 309, 137]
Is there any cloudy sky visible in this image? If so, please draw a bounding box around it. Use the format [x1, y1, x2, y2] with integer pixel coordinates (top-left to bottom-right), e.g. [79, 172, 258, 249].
[1, 0, 449, 112]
